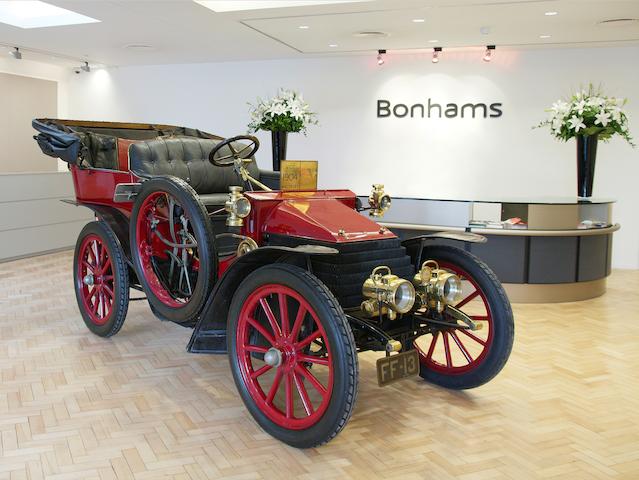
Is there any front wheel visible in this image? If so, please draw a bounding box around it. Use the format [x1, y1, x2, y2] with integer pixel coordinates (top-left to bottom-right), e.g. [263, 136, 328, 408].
[413, 244, 514, 389]
[228, 264, 358, 448]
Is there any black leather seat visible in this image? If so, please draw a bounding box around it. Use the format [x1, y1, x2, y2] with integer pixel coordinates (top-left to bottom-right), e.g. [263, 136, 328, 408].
[129, 136, 279, 207]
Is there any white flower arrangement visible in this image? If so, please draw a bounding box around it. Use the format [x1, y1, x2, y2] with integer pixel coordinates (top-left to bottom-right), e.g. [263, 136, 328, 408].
[248, 88, 318, 134]
[536, 85, 634, 146]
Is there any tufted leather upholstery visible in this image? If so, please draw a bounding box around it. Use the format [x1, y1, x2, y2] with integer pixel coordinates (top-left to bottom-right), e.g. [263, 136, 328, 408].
[129, 137, 268, 205]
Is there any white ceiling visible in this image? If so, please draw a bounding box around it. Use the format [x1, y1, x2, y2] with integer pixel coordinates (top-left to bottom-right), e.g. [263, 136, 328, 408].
[0, 0, 638, 68]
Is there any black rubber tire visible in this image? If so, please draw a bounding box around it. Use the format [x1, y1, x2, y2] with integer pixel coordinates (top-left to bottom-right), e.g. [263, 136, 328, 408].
[228, 264, 359, 448]
[130, 176, 217, 324]
[417, 244, 514, 389]
[73, 221, 129, 337]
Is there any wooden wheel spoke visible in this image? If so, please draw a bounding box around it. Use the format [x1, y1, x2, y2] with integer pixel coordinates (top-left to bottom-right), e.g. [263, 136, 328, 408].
[102, 284, 114, 300]
[259, 298, 282, 339]
[450, 330, 473, 364]
[471, 315, 489, 321]
[265, 369, 283, 405]
[247, 317, 275, 346]
[250, 364, 271, 379]
[285, 373, 294, 419]
[458, 327, 487, 346]
[289, 305, 307, 342]
[293, 372, 314, 416]
[443, 332, 453, 367]
[278, 293, 289, 337]
[295, 330, 321, 350]
[244, 345, 269, 354]
[295, 364, 327, 399]
[297, 354, 330, 366]
[456, 290, 480, 309]
[425, 332, 439, 361]
[82, 260, 95, 272]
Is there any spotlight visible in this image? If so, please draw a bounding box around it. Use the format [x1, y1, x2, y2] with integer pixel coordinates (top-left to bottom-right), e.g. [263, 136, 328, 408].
[377, 49, 386, 65]
[10, 47, 21, 60]
[81, 61, 90, 72]
[432, 47, 442, 63]
[483, 45, 495, 62]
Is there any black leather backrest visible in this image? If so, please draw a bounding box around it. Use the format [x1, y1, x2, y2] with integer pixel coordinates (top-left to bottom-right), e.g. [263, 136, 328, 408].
[129, 136, 260, 194]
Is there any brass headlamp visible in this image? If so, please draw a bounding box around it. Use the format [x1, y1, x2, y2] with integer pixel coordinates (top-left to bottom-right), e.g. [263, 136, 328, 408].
[369, 184, 391, 217]
[413, 260, 463, 312]
[361, 266, 416, 320]
[225, 186, 251, 227]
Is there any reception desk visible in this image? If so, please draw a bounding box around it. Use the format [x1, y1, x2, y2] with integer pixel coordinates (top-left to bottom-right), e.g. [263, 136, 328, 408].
[367, 197, 619, 303]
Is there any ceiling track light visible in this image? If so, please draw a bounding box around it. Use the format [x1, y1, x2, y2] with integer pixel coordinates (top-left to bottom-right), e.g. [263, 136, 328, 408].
[10, 47, 21, 60]
[81, 61, 90, 72]
[432, 46, 442, 63]
[483, 45, 495, 62]
[376, 49, 386, 66]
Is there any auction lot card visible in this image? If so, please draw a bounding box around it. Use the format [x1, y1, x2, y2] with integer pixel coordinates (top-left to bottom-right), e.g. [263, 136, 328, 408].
[281, 160, 318, 191]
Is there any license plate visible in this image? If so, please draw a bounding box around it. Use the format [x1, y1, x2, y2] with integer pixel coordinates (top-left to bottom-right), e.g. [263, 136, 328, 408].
[376, 349, 420, 387]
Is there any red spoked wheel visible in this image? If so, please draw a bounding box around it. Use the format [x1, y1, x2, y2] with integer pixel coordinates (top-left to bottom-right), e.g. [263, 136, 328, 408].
[130, 177, 216, 323]
[414, 245, 514, 389]
[73, 221, 129, 337]
[228, 264, 358, 448]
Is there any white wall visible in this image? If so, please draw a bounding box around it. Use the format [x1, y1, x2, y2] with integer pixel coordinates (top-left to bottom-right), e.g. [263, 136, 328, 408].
[65, 46, 639, 269]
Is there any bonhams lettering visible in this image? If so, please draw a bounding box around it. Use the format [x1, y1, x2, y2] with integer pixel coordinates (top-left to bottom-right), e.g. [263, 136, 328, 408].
[377, 99, 503, 119]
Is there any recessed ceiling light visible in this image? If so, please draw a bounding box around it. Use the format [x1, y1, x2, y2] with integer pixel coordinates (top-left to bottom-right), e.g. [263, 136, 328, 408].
[353, 31, 389, 38]
[412, 18, 425, 23]
[539, 34, 551, 39]
[329, 44, 338, 47]
[428, 39, 439, 43]
[298, 25, 309, 29]
[0, 1, 100, 29]
[125, 44, 156, 51]
[545, 11, 558, 16]
[194, 0, 371, 12]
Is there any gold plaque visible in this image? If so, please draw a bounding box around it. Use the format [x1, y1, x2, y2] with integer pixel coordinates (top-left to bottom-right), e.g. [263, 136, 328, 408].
[280, 160, 318, 191]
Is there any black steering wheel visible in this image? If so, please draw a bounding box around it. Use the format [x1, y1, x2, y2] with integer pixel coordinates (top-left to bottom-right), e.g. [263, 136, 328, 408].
[209, 135, 260, 167]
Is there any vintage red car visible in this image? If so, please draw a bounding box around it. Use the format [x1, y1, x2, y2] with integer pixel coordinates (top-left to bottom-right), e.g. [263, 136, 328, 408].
[33, 119, 514, 448]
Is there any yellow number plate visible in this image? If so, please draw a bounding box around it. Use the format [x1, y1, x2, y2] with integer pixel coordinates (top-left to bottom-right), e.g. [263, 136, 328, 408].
[376, 349, 420, 387]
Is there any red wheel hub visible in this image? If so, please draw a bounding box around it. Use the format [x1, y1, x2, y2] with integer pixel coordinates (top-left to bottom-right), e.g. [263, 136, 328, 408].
[77, 234, 115, 326]
[236, 285, 334, 430]
[414, 262, 494, 375]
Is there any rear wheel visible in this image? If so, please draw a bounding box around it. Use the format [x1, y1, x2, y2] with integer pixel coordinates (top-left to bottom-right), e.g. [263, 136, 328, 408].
[130, 176, 216, 324]
[73, 221, 129, 337]
[413, 245, 514, 389]
[228, 264, 358, 448]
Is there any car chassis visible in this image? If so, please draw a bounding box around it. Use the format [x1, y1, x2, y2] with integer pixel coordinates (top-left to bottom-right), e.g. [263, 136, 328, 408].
[33, 119, 514, 448]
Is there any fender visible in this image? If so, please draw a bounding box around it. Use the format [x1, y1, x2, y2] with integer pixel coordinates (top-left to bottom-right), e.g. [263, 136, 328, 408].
[62, 199, 133, 264]
[402, 231, 486, 269]
[187, 244, 338, 354]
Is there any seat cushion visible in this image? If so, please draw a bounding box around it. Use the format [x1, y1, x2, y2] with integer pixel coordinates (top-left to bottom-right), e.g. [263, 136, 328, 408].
[128, 136, 261, 195]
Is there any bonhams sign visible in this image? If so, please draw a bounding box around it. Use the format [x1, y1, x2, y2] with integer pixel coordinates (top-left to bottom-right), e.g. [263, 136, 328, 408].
[377, 99, 503, 119]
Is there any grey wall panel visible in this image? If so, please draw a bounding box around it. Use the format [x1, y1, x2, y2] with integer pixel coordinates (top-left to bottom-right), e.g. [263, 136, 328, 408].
[0, 172, 93, 262]
[469, 235, 528, 283]
[578, 235, 609, 282]
[529, 237, 578, 284]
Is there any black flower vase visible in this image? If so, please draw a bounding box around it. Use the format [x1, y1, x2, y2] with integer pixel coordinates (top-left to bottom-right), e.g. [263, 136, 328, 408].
[576, 134, 598, 199]
[271, 131, 288, 171]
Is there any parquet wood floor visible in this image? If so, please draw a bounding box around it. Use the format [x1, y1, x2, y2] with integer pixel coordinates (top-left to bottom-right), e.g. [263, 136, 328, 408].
[1, 250, 638, 479]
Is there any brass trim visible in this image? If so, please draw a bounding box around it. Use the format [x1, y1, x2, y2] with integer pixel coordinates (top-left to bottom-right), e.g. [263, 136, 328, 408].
[381, 222, 620, 237]
[504, 278, 607, 303]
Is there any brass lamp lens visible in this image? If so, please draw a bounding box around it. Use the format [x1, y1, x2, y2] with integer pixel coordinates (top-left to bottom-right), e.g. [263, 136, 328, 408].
[234, 197, 251, 218]
[441, 275, 463, 303]
[392, 280, 416, 313]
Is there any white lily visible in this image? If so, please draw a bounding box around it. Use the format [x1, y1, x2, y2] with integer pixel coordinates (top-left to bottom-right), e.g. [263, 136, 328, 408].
[568, 115, 586, 132]
[595, 110, 611, 127]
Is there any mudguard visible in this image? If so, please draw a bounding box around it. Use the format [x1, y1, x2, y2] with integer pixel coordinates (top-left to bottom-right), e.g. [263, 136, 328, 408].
[187, 245, 338, 354]
[402, 231, 487, 269]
